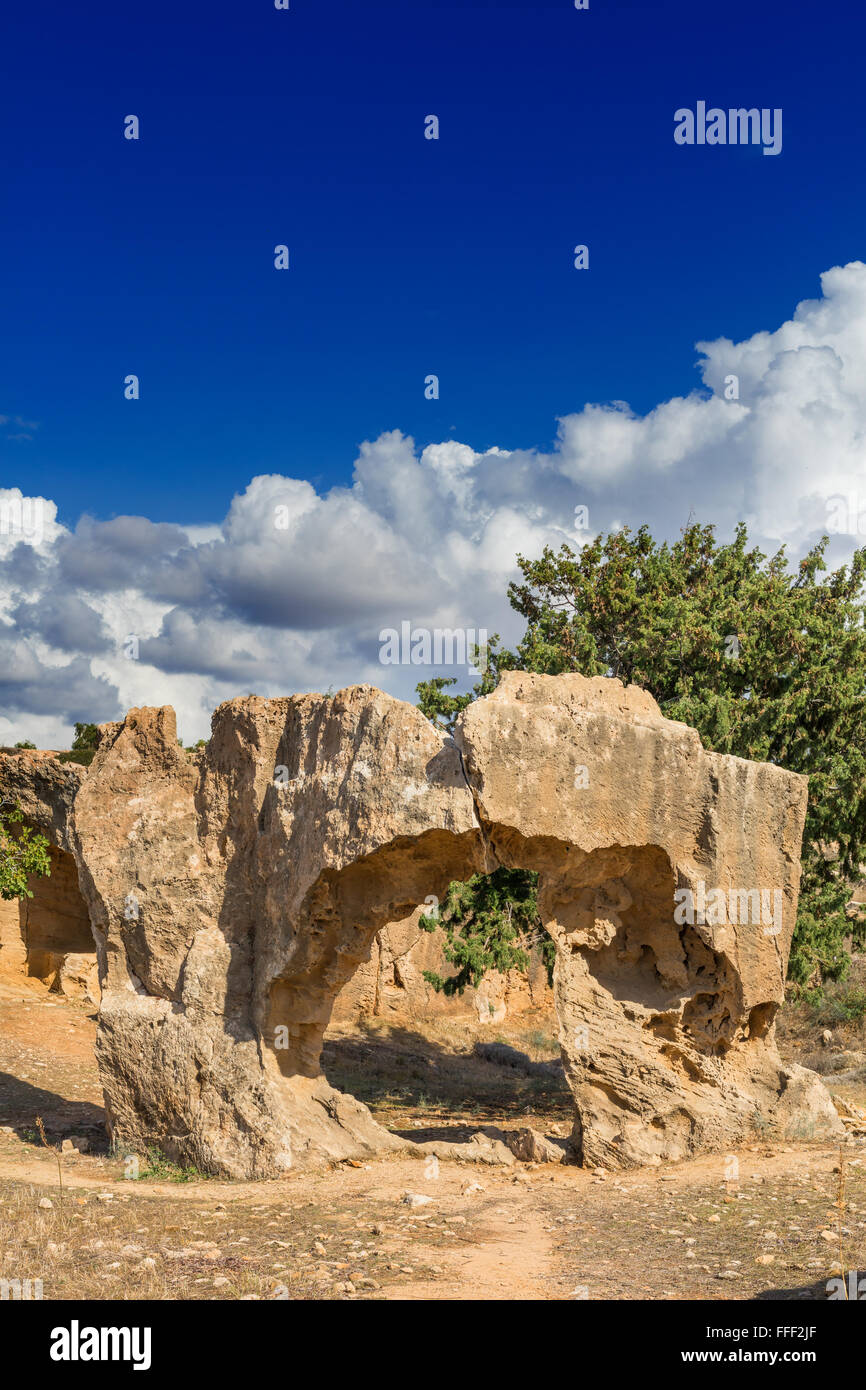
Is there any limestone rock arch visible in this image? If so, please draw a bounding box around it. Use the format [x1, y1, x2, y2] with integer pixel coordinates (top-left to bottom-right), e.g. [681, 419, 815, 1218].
[7, 673, 842, 1177]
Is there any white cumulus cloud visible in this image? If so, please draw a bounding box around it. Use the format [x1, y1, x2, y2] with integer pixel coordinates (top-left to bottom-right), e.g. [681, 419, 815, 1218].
[2, 262, 865, 745]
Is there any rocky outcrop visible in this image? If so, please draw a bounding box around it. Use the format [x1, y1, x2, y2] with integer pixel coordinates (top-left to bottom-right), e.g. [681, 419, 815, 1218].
[0, 751, 94, 995]
[0, 749, 83, 853]
[67, 692, 484, 1177]
[1, 674, 843, 1176]
[457, 674, 841, 1166]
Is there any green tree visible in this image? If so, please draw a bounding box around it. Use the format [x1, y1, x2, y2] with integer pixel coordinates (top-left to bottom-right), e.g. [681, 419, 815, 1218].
[417, 523, 866, 988]
[59, 722, 101, 767]
[72, 723, 99, 750]
[419, 868, 553, 994]
[0, 804, 51, 902]
[14, 740, 36, 750]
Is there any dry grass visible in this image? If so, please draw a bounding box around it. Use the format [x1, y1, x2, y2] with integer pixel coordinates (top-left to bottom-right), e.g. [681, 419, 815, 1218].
[777, 958, 866, 1130]
[549, 1148, 866, 1301]
[0, 1174, 473, 1301]
[2, 977, 866, 1300]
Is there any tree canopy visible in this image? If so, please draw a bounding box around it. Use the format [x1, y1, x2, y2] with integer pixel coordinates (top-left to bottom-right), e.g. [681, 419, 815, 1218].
[72, 723, 100, 750]
[418, 523, 866, 987]
[419, 867, 553, 995]
[58, 721, 101, 767]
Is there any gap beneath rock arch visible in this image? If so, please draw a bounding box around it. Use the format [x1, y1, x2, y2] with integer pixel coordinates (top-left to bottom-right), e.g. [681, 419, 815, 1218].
[261, 828, 743, 1167]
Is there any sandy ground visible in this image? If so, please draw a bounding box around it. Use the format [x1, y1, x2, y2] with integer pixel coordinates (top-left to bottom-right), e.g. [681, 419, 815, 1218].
[1, 972, 865, 1302]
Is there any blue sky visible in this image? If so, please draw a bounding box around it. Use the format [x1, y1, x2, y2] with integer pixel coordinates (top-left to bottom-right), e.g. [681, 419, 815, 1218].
[2, 0, 862, 522]
[2, 0, 866, 743]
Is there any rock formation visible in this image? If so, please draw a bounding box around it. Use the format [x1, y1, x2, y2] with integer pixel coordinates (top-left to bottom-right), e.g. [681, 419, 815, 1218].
[0, 752, 97, 999]
[457, 674, 841, 1166]
[0, 673, 842, 1176]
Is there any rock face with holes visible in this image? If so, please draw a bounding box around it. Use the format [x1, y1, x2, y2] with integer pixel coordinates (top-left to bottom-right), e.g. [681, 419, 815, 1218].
[68, 692, 485, 1177]
[456, 673, 841, 1166]
[3, 673, 843, 1176]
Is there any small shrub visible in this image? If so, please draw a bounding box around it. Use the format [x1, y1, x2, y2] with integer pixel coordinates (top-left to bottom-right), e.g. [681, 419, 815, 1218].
[57, 750, 96, 767]
[133, 1146, 207, 1183]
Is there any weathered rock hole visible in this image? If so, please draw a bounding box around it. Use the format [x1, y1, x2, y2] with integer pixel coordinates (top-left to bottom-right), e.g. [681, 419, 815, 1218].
[748, 1001, 777, 1039]
[265, 833, 727, 1163]
[264, 830, 482, 1082]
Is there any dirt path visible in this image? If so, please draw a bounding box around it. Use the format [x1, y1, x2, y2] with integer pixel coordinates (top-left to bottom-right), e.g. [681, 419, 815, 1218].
[386, 1200, 556, 1300]
[441, 1208, 554, 1300]
[2, 1118, 865, 1301]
